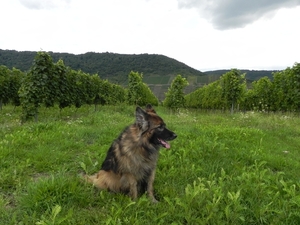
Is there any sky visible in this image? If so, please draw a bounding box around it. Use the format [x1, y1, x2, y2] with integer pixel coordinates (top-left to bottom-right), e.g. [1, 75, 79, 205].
[1, 0, 300, 72]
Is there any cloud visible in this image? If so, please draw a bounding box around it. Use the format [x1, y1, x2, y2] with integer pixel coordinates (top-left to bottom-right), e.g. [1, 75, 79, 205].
[177, 0, 300, 30]
[19, 0, 71, 10]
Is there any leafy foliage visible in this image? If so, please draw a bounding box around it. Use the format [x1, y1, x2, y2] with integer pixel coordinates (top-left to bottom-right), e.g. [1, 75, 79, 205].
[2, 50, 300, 115]
[219, 69, 246, 113]
[0, 66, 23, 109]
[94, 78, 126, 106]
[163, 74, 188, 109]
[185, 80, 223, 109]
[186, 63, 300, 113]
[127, 71, 158, 106]
[19, 52, 55, 122]
[247, 77, 273, 111]
[17, 51, 127, 121]
[271, 63, 300, 112]
[0, 65, 11, 109]
[1, 49, 285, 101]
[9, 68, 23, 107]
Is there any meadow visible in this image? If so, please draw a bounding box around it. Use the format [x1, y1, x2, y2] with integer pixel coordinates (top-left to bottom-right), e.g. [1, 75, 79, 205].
[1, 105, 300, 224]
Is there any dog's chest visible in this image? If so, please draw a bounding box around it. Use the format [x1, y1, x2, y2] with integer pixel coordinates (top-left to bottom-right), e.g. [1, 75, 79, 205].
[129, 147, 158, 167]
[120, 146, 158, 177]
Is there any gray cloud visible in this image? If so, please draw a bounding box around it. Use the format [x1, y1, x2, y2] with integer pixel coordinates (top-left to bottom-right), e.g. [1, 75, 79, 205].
[177, 0, 300, 30]
[19, 0, 71, 10]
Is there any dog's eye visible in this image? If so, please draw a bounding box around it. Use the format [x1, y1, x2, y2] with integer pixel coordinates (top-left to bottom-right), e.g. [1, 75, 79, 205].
[157, 124, 165, 131]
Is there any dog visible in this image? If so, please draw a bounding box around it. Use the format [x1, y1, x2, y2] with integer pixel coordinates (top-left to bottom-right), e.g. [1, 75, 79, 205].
[85, 104, 177, 202]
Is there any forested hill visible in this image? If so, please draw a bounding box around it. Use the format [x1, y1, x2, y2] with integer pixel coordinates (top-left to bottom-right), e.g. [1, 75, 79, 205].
[0, 49, 282, 100]
[0, 49, 281, 83]
[0, 49, 204, 84]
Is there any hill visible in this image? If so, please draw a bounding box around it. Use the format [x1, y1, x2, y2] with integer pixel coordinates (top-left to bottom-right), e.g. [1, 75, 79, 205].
[0, 49, 206, 100]
[0, 49, 203, 82]
[0, 49, 281, 100]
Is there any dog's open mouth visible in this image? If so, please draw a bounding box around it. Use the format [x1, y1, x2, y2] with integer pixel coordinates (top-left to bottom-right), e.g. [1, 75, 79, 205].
[158, 138, 170, 149]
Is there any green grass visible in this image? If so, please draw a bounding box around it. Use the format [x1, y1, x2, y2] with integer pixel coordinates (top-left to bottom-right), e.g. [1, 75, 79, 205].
[1, 105, 300, 224]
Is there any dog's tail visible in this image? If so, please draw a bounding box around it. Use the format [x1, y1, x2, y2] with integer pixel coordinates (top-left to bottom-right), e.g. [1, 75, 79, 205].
[82, 173, 97, 184]
[83, 170, 123, 192]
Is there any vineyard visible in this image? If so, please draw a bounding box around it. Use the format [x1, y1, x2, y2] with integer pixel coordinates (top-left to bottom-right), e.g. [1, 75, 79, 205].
[0, 51, 300, 122]
[186, 64, 300, 113]
[1, 52, 300, 224]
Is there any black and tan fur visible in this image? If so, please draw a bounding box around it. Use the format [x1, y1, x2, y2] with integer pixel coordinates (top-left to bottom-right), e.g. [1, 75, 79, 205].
[85, 104, 177, 202]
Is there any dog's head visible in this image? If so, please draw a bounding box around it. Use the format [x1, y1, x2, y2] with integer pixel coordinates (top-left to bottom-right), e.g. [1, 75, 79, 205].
[135, 104, 177, 149]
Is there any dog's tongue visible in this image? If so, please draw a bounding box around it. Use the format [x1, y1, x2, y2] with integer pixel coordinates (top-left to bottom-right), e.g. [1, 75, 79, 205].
[159, 139, 170, 149]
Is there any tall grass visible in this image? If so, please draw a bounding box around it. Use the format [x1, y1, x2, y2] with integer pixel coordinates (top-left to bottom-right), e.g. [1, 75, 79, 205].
[1, 105, 300, 224]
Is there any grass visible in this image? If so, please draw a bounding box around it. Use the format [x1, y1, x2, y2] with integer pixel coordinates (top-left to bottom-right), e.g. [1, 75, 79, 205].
[1, 105, 300, 224]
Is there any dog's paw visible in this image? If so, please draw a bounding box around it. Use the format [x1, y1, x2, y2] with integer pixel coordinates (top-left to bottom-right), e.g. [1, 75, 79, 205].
[150, 197, 159, 203]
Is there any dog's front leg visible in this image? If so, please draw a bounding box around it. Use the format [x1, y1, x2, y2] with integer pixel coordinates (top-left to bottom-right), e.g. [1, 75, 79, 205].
[147, 169, 158, 203]
[122, 174, 138, 200]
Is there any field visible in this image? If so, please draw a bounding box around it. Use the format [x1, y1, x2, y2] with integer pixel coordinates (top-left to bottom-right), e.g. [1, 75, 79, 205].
[1, 105, 300, 224]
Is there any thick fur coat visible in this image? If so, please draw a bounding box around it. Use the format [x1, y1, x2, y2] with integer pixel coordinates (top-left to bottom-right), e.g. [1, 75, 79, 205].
[85, 104, 177, 202]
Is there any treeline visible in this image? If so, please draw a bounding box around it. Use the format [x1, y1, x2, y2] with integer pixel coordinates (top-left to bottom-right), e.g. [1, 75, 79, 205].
[0, 52, 161, 122]
[1, 51, 300, 122]
[185, 63, 300, 112]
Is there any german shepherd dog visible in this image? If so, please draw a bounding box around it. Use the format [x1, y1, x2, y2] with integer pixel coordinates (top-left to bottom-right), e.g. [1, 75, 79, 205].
[85, 104, 177, 202]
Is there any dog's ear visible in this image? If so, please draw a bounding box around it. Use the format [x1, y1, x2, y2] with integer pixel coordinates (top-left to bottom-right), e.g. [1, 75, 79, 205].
[135, 107, 149, 132]
[145, 104, 156, 114]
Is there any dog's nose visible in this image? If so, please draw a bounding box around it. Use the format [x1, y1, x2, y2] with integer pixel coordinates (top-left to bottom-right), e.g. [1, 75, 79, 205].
[172, 133, 177, 139]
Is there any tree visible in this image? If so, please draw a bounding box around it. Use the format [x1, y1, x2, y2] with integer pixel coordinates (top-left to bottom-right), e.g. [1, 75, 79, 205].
[241, 89, 256, 111]
[293, 62, 300, 112]
[68, 70, 87, 108]
[9, 68, 23, 107]
[127, 71, 158, 106]
[0, 65, 10, 110]
[203, 80, 223, 110]
[220, 69, 246, 114]
[272, 63, 300, 112]
[19, 51, 55, 122]
[98, 79, 113, 105]
[164, 74, 188, 109]
[185, 88, 202, 108]
[185, 80, 223, 110]
[112, 83, 126, 104]
[54, 60, 73, 110]
[251, 77, 273, 112]
[272, 71, 285, 111]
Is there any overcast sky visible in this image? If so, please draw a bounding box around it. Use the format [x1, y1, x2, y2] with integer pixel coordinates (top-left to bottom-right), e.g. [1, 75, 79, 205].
[1, 0, 300, 71]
